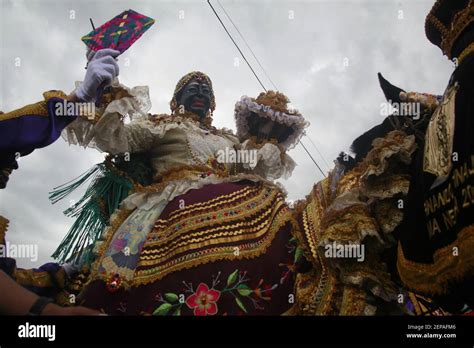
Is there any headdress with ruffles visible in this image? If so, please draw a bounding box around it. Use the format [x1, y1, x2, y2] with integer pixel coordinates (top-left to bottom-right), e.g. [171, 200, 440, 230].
[234, 90, 309, 150]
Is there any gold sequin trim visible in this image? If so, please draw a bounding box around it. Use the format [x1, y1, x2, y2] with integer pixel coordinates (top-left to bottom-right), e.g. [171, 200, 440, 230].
[165, 185, 257, 221]
[340, 286, 369, 315]
[0, 215, 9, 244]
[0, 90, 67, 122]
[397, 224, 474, 295]
[149, 185, 273, 242]
[137, 186, 280, 257]
[139, 204, 278, 262]
[133, 201, 292, 285]
[440, 0, 474, 58]
[457, 42, 474, 66]
[149, 164, 232, 193]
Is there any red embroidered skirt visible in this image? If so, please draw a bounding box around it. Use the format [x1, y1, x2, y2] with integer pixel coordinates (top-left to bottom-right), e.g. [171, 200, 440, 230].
[79, 180, 296, 315]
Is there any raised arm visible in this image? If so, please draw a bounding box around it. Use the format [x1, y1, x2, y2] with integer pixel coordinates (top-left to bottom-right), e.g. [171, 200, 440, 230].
[64, 49, 156, 154]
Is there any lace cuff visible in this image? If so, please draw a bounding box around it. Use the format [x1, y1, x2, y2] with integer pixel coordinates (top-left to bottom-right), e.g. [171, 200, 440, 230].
[241, 139, 296, 180]
[62, 81, 153, 154]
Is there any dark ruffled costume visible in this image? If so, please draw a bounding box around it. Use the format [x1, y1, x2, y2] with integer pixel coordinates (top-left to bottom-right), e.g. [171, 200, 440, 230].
[396, 0, 474, 312]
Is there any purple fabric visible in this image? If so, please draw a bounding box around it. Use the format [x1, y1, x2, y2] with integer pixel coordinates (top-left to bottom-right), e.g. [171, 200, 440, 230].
[0, 98, 76, 158]
[23, 263, 64, 296]
[0, 257, 17, 276]
[0, 97, 73, 296]
[0, 256, 65, 296]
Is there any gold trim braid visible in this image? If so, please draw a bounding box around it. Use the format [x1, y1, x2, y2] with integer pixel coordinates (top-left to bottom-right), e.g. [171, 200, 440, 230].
[457, 42, 474, 66]
[425, 0, 474, 59]
[397, 224, 474, 296]
[0, 215, 9, 244]
[132, 184, 291, 285]
[0, 90, 67, 122]
[440, 0, 474, 59]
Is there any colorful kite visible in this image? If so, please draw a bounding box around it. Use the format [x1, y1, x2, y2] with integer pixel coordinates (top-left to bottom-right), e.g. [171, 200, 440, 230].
[81, 9, 155, 54]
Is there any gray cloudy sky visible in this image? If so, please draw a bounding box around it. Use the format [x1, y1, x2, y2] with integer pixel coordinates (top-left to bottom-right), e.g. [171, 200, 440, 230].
[1, 0, 453, 267]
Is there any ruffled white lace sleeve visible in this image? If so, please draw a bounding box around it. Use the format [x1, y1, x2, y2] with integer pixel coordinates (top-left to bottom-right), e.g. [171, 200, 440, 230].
[240, 139, 296, 180]
[62, 81, 156, 154]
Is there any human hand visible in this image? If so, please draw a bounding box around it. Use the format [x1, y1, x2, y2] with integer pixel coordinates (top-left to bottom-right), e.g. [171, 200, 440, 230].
[75, 48, 120, 102]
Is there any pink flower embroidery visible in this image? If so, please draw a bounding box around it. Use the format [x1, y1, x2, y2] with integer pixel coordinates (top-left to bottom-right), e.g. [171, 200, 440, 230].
[185, 283, 221, 316]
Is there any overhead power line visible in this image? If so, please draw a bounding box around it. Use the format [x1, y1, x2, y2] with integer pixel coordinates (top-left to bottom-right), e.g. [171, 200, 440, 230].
[207, 0, 327, 178]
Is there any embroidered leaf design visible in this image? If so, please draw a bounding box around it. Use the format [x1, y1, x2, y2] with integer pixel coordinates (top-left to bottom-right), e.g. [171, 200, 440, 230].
[294, 246, 304, 263]
[237, 289, 253, 297]
[227, 269, 239, 286]
[172, 308, 181, 316]
[237, 284, 253, 297]
[235, 297, 247, 313]
[152, 303, 172, 316]
[164, 293, 179, 303]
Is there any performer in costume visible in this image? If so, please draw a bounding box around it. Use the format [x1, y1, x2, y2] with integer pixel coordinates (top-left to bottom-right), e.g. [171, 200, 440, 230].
[290, 0, 474, 315]
[0, 77, 111, 316]
[0, 48, 123, 315]
[0, 87, 78, 311]
[56, 65, 307, 315]
[396, 0, 474, 313]
[291, 127, 417, 315]
[0, 91, 78, 188]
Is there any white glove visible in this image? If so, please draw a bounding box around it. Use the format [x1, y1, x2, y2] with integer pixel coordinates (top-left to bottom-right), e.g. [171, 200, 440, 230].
[75, 48, 120, 102]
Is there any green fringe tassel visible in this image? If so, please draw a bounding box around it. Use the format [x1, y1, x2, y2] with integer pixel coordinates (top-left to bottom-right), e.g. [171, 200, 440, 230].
[49, 162, 133, 264]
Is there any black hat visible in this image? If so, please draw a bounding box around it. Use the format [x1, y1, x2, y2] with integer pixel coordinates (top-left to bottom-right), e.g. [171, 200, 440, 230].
[425, 0, 474, 59]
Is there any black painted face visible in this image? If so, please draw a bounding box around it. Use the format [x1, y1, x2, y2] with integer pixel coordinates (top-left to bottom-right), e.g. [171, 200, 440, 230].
[177, 80, 212, 119]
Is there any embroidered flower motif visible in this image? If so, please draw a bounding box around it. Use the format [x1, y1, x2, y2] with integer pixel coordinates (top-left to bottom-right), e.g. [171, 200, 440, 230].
[185, 283, 221, 316]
